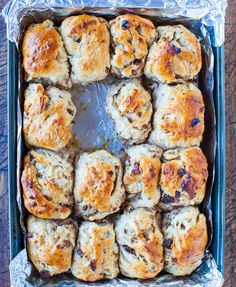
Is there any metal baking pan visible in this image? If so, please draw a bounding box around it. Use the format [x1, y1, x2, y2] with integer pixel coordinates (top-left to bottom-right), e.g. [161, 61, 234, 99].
[6, 5, 226, 285]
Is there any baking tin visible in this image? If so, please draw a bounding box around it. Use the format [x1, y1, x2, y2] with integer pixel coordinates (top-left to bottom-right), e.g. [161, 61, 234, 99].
[5, 2, 226, 284]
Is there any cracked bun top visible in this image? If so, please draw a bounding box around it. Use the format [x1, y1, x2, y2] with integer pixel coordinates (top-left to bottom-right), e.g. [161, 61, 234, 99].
[23, 20, 71, 88]
[71, 221, 119, 281]
[23, 83, 76, 151]
[144, 25, 202, 83]
[27, 215, 77, 277]
[149, 83, 205, 149]
[21, 149, 74, 219]
[110, 14, 157, 78]
[106, 79, 153, 145]
[60, 15, 110, 83]
[73, 150, 125, 220]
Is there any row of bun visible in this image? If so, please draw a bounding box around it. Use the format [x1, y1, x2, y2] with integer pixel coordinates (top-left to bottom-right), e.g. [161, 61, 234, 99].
[22, 14, 202, 87]
[27, 206, 208, 280]
[23, 80, 205, 152]
[22, 147, 208, 220]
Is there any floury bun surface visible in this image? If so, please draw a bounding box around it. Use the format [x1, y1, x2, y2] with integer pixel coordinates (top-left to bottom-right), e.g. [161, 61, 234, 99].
[23, 83, 76, 151]
[27, 215, 77, 277]
[123, 144, 162, 208]
[159, 147, 208, 210]
[162, 207, 208, 276]
[149, 83, 205, 149]
[73, 150, 125, 221]
[23, 20, 71, 88]
[110, 14, 157, 78]
[106, 79, 153, 145]
[71, 221, 119, 281]
[21, 149, 74, 219]
[115, 208, 163, 279]
[144, 25, 202, 83]
[60, 14, 110, 83]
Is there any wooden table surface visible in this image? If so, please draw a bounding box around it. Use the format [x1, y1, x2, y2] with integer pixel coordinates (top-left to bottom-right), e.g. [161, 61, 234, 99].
[0, 1, 235, 286]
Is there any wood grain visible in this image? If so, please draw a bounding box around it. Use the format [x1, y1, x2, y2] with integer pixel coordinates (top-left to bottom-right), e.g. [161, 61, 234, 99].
[0, 0, 10, 286]
[0, 1, 235, 286]
[224, 1, 236, 286]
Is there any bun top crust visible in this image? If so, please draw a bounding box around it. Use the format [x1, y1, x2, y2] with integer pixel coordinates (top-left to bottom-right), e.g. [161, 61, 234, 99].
[149, 83, 205, 149]
[145, 25, 202, 83]
[110, 14, 157, 78]
[106, 79, 153, 145]
[73, 150, 125, 220]
[159, 147, 208, 209]
[115, 208, 163, 279]
[23, 83, 76, 151]
[71, 221, 119, 281]
[162, 207, 208, 276]
[21, 149, 74, 219]
[124, 144, 162, 208]
[60, 14, 110, 83]
[27, 215, 77, 277]
[23, 20, 71, 87]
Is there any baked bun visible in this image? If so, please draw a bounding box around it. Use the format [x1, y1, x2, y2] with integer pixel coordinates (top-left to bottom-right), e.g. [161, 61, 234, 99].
[149, 83, 205, 149]
[162, 207, 208, 276]
[71, 221, 119, 281]
[73, 150, 125, 220]
[123, 144, 162, 208]
[145, 25, 202, 83]
[159, 147, 208, 210]
[110, 14, 156, 78]
[23, 83, 76, 151]
[60, 15, 110, 83]
[21, 149, 73, 219]
[106, 79, 153, 145]
[23, 20, 71, 88]
[27, 215, 77, 277]
[115, 208, 163, 279]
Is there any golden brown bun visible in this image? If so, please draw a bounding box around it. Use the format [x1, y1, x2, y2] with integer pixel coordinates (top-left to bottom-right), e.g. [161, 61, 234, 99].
[149, 83, 205, 149]
[21, 149, 73, 219]
[124, 144, 162, 208]
[71, 221, 119, 281]
[110, 14, 157, 78]
[145, 25, 202, 83]
[159, 147, 208, 209]
[73, 150, 125, 220]
[106, 79, 153, 145]
[115, 208, 163, 279]
[27, 215, 77, 277]
[23, 20, 71, 87]
[23, 83, 76, 151]
[162, 207, 208, 276]
[60, 15, 110, 83]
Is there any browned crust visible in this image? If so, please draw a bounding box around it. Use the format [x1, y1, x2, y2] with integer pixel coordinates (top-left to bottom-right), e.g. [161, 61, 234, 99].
[160, 147, 208, 200]
[172, 214, 208, 267]
[21, 154, 71, 219]
[79, 162, 116, 212]
[23, 20, 63, 78]
[23, 84, 73, 150]
[145, 25, 202, 83]
[124, 156, 161, 198]
[110, 14, 156, 77]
